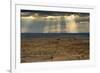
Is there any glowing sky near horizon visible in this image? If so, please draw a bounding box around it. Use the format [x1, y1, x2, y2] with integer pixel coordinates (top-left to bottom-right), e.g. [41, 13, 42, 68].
[21, 10, 89, 33]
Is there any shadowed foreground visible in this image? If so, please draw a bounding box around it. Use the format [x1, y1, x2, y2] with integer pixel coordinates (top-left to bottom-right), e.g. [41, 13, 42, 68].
[21, 35, 89, 63]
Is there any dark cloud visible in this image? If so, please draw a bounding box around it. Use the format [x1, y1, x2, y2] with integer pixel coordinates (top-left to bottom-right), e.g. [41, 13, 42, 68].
[21, 10, 89, 17]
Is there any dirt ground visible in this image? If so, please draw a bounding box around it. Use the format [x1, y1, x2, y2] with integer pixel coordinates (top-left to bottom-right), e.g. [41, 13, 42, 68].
[21, 37, 89, 63]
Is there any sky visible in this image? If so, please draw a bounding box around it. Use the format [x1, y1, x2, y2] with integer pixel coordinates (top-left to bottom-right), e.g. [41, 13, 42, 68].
[21, 10, 89, 33]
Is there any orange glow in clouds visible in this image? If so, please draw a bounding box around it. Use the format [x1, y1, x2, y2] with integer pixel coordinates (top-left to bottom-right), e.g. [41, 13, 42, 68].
[66, 15, 78, 33]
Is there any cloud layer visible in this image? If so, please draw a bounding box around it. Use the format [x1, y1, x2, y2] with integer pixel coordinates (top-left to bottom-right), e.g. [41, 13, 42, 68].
[21, 10, 89, 33]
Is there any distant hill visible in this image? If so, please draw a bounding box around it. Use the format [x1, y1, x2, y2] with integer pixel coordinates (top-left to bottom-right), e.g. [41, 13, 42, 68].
[21, 33, 89, 39]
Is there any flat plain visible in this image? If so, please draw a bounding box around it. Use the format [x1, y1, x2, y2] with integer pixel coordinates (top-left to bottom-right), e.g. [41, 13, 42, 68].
[21, 34, 89, 63]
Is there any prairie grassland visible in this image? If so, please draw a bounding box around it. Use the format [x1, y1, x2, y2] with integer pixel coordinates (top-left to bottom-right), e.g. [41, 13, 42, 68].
[21, 37, 89, 63]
